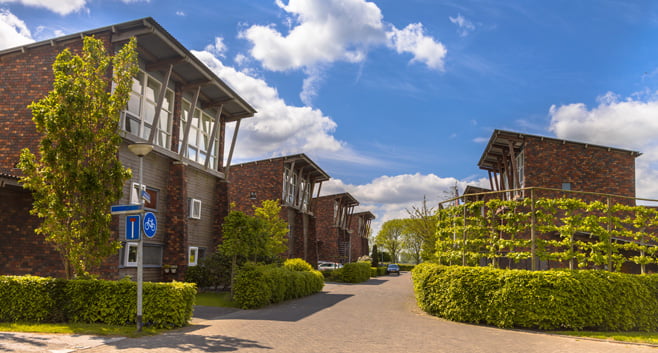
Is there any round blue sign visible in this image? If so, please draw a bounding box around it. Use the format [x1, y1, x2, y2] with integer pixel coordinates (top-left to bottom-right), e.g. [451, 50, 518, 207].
[143, 212, 157, 238]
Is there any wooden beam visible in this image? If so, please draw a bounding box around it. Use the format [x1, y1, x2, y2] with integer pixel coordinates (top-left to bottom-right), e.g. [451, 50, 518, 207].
[145, 57, 185, 72]
[204, 105, 223, 170]
[224, 119, 241, 180]
[179, 86, 200, 158]
[148, 64, 173, 144]
[508, 141, 519, 189]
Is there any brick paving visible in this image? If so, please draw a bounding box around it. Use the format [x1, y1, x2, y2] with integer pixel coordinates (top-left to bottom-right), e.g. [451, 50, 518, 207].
[2, 272, 657, 352]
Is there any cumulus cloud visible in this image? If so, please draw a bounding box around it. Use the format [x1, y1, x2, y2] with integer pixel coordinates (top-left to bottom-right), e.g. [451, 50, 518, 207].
[239, 0, 446, 103]
[0, 9, 32, 49]
[0, 0, 87, 15]
[449, 13, 475, 37]
[204, 37, 227, 58]
[386, 23, 447, 71]
[192, 49, 346, 159]
[548, 92, 658, 199]
[321, 173, 485, 234]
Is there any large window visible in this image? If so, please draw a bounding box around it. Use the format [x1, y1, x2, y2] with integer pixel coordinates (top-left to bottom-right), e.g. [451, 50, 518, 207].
[123, 71, 173, 148]
[180, 100, 220, 168]
[121, 243, 163, 267]
[282, 167, 297, 205]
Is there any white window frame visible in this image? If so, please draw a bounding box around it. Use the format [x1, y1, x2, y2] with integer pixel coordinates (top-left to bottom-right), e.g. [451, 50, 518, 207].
[180, 100, 220, 168]
[130, 182, 145, 205]
[189, 198, 202, 219]
[122, 70, 174, 149]
[125, 242, 138, 267]
[189, 247, 199, 266]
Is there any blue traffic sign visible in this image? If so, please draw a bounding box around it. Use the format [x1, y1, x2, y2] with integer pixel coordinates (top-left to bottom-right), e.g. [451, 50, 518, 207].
[126, 214, 141, 240]
[143, 212, 157, 238]
[111, 204, 143, 215]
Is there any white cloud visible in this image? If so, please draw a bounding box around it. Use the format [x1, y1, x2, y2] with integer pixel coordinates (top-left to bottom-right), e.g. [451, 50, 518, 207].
[0, 9, 33, 49]
[204, 37, 227, 58]
[192, 49, 346, 159]
[386, 23, 447, 71]
[239, 0, 446, 103]
[0, 0, 87, 15]
[176, 11, 185, 16]
[240, 0, 386, 71]
[449, 13, 475, 37]
[321, 173, 484, 235]
[548, 92, 658, 199]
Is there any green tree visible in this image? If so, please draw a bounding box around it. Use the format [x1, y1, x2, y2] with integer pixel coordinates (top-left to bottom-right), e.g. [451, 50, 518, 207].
[401, 219, 423, 264]
[18, 36, 138, 278]
[376, 219, 405, 263]
[220, 209, 266, 296]
[406, 196, 438, 262]
[253, 199, 288, 259]
[371, 244, 379, 268]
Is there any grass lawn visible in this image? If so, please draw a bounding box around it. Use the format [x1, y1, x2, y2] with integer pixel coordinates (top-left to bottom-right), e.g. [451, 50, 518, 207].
[0, 322, 160, 337]
[552, 331, 658, 345]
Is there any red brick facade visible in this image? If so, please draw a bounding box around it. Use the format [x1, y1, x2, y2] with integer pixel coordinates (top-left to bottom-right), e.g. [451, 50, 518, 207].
[228, 154, 329, 264]
[349, 211, 375, 261]
[314, 193, 359, 263]
[0, 18, 255, 280]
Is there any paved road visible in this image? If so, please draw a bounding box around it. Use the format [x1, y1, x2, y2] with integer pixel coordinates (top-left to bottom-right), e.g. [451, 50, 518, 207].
[1, 272, 657, 352]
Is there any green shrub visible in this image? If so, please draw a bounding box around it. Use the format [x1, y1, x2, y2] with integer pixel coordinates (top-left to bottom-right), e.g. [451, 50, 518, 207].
[283, 258, 314, 272]
[412, 264, 658, 331]
[370, 266, 387, 277]
[329, 262, 371, 283]
[233, 262, 324, 309]
[0, 276, 65, 322]
[0, 276, 196, 328]
[399, 264, 415, 271]
[184, 251, 232, 290]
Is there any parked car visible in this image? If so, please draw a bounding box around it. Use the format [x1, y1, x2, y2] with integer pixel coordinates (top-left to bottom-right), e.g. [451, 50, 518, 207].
[386, 264, 400, 275]
[318, 262, 342, 271]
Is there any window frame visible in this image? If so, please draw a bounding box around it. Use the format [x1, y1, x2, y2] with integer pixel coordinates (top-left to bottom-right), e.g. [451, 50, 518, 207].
[189, 198, 202, 219]
[188, 246, 199, 266]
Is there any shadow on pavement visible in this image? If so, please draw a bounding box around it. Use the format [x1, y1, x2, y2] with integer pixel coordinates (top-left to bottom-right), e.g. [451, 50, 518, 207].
[202, 292, 353, 323]
[98, 332, 271, 352]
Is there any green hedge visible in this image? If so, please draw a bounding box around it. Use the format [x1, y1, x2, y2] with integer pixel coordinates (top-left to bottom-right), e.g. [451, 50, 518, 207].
[325, 262, 372, 283]
[412, 263, 658, 331]
[370, 266, 387, 277]
[233, 260, 324, 309]
[0, 276, 196, 328]
[399, 264, 415, 271]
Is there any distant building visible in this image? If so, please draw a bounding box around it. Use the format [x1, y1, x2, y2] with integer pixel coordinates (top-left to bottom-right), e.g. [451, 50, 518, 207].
[228, 154, 330, 263]
[0, 18, 256, 280]
[349, 211, 376, 261]
[314, 193, 360, 263]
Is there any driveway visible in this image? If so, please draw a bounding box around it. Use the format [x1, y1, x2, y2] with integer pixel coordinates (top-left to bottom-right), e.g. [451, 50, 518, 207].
[1, 272, 657, 352]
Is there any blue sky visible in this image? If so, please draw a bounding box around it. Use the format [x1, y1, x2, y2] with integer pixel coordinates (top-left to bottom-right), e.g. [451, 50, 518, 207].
[3, 0, 658, 234]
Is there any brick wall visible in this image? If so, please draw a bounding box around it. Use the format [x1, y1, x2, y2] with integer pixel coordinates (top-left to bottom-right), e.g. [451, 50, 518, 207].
[524, 136, 636, 198]
[314, 196, 340, 262]
[228, 159, 283, 214]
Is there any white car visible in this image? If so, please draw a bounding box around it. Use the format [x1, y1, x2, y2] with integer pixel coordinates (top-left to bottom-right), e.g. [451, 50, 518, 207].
[318, 262, 342, 270]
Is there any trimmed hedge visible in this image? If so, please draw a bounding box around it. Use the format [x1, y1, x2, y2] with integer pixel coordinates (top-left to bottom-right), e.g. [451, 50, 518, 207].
[371, 266, 387, 277]
[325, 262, 372, 283]
[233, 260, 324, 309]
[412, 263, 658, 331]
[0, 275, 196, 328]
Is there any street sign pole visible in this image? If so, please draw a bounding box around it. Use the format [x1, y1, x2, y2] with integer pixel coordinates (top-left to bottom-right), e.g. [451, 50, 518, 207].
[136, 152, 144, 332]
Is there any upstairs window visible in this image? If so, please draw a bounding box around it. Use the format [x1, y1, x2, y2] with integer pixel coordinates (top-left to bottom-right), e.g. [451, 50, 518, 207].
[180, 100, 220, 169]
[189, 198, 202, 219]
[122, 70, 173, 148]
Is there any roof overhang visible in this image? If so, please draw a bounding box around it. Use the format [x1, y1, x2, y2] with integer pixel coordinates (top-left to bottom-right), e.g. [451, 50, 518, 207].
[284, 154, 331, 183]
[478, 129, 642, 172]
[0, 17, 256, 121]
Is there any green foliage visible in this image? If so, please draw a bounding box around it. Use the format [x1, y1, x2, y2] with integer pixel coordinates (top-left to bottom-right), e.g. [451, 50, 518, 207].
[0, 276, 65, 322]
[184, 251, 232, 290]
[254, 199, 289, 258]
[370, 266, 387, 277]
[326, 262, 372, 283]
[435, 197, 658, 271]
[283, 258, 314, 272]
[376, 219, 405, 262]
[371, 244, 379, 268]
[18, 36, 138, 278]
[233, 262, 324, 309]
[412, 264, 658, 331]
[0, 276, 196, 328]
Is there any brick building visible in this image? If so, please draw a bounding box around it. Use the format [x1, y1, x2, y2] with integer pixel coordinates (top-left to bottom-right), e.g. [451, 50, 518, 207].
[349, 211, 375, 261]
[314, 193, 359, 263]
[477, 129, 640, 200]
[228, 154, 330, 263]
[0, 18, 256, 280]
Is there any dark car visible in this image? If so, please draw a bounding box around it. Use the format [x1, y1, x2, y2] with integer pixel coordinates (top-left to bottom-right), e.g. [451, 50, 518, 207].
[386, 264, 400, 275]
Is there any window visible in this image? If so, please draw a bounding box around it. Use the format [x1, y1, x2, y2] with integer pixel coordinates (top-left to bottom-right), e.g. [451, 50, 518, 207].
[122, 70, 174, 148]
[516, 150, 524, 188]
[121, 243, 163, 267]
[189, 247, 199, 266]
[189, 198, 202, 219]
[125, 243, 138, 267]
[562, 182, 572, 191]
[180, 100, 220, 168]
[130, 183, 158, 209]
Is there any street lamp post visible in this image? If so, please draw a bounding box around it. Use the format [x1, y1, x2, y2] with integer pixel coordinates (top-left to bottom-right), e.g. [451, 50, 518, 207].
[128, 143, 153, 332]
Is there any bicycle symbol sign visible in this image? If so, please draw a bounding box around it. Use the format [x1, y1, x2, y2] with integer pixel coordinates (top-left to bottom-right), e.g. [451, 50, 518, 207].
[143, 212, 157, 238]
